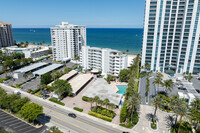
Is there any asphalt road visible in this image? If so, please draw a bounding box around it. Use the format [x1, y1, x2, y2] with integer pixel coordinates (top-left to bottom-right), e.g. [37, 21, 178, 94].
[0, 83, 127, 133]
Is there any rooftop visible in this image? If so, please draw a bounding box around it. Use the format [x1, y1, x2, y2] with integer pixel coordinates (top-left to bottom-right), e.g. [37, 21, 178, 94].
[69, 74, 93, 94]
[82, 78, 123, 106]
[33, 64, 64, 76]
[14, 62, 48, 73]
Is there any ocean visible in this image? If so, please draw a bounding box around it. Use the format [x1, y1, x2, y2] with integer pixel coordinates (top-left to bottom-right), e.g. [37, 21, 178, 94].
[12, 28, 143, 55]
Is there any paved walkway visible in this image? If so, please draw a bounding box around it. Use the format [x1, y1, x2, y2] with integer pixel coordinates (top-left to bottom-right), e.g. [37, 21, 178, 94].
[134, 105, 172, 133]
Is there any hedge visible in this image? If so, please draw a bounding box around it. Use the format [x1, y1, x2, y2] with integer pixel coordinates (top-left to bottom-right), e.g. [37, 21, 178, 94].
[73, 107, 83, 112]
[88, 111, 112, 122]
[0, 78, 6, 83]
[92, 106, 115, 118]
[49, 98, 65, 106]
[30, 88, 41, 94]
[82, 96, 89, 102]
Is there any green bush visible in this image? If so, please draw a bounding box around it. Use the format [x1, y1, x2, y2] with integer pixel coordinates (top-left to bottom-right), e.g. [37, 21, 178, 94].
[0, 78, 6, 83]
[92, 106, 115, 118]
[73, 107, 83, 112]
[88, 111, 112, 122]
[82, 96, 89, 102]
[31, 88, 41, 94]
[151, 120, 157, 129]
[120, 120, 133, 128]
[49, 98, 65, 106]
[171, 121, 192, 133]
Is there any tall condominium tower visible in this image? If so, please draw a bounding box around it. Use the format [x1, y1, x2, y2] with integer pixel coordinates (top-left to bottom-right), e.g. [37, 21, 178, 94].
[51, 22, 86, 61]
[141, 0, 200, 74]
[0, 21, 14, 48]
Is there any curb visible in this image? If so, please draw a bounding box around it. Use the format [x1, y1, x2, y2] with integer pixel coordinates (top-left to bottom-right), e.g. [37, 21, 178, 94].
[149, 120, 159, 132]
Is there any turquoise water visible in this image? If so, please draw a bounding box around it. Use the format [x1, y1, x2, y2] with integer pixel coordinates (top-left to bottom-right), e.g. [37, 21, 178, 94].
[13, 28, 143, 54]
[116, 85, 128, 95]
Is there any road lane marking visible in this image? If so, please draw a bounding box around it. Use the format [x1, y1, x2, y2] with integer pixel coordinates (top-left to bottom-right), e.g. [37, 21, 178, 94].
[45, 112, 91, 133]
[44, 107, 108, 133]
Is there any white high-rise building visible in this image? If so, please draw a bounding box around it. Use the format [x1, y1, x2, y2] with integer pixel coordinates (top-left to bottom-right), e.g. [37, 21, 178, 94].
[51, 22, 86, 61]
[80, 46, 128, 76]
[0, 21, 14, 48]
[142, 0, 200, 74]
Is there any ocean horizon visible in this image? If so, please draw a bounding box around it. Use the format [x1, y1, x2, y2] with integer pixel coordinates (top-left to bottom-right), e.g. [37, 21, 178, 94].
[13, 28, 143, 55]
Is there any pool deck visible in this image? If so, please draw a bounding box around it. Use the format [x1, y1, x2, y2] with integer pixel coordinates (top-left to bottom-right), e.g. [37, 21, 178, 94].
[110, 81, 128, 93]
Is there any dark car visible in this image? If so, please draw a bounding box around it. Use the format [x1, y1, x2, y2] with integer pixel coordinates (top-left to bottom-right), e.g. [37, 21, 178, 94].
[68, 113, 76, 118]
[197, 77, 200, 80]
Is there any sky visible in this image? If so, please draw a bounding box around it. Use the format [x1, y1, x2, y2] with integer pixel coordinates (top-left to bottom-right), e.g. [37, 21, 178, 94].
[1, 0, 145, 28]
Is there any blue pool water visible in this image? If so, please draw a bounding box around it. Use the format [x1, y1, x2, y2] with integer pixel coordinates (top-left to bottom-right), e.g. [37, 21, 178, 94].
[116, 85, 128, 95]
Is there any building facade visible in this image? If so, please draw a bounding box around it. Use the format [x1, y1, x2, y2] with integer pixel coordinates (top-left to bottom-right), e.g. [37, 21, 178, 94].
[80, 46, 128, 76]
[141, 0, 200, 74]
[0, 21, 14, 48]
[51, 22, 86, 61]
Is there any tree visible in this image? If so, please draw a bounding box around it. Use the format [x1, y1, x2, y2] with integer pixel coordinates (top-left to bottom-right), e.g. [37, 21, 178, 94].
[151, 95, 162, 124]
[64, 67, 70, 74]
[11, 97, 30, 113]
[118, 69, 130, 82]
[163, 79, 174, 93]
[93, 96, 100, 112]
[177, 101, 188, 133]
[187, 73, 193, 82]
[188, 98, 200, 131]
[49, 126, 63, 133]
[74, 54, 80, 64]
[19, 102, 43, 122]
[145, 62, 150, 70]
[40, 72, 52, 85]
[103, 98, 110, 115]
[127, 92, 141, 123]
[52, 71, 61, 80]
[88, 97, 94, 111]
[42, 41, 45, 44]
[109, 103, 116, 112]
[153, 72, 163, 94]
[126, 49, 129, 53]
[52, 79, 72, 98]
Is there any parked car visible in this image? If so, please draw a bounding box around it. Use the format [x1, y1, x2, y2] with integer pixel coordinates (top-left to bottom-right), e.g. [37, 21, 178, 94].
[68, 113, 76, 118]
[13, 90, 21, 95]
[196, 77, 200, 80]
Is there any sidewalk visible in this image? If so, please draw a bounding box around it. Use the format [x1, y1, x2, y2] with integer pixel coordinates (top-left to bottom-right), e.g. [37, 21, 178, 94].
[134, 105, 172, 133]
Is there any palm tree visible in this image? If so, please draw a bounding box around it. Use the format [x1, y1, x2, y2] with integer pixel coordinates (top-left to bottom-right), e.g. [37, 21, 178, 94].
[177, 101, 188, 133]
[94, 96, 100, 112]
[187, 73, 193, 82]
[98, 99, 104, 111]
[188, 98, 200, 131]
[74, 54, 80, 65]
[126, 49, 129, 53]
[145, 62, 150, 70]
[103, 98, 110, 115]
[151, 95, 162, 124]
[127, 92, 141, 123]
[163, 79, 174, 93]
[109, 103, 116, 112]
[88, 97, 94, 111]
[153, 72, 163, 94]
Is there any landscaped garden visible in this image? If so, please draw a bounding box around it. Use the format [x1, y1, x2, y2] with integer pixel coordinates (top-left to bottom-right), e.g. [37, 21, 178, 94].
[119, 54, 141, 128]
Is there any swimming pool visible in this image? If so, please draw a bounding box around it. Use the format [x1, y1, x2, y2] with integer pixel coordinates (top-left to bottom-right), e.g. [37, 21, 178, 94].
[116, 85, 128, 95]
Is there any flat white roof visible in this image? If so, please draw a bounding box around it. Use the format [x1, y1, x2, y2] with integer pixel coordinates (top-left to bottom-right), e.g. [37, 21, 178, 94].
[48, 70, 78, 86]
[82, 78, 123, 106]
[188, 93, 195, 98]
[33, 64, 63, 76]
[69, 74, 93, 94]
[14, 62, 48, 73]
[178, 92, 188, 99]
[60, 70, 78, 80]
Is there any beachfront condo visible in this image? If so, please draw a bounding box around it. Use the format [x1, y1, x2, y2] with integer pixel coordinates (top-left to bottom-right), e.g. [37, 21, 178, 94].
[0, 21, 14, 48]
[141, 0, 200, 74]
[80, 46, 128, 76]
[50, 22, 86, 61]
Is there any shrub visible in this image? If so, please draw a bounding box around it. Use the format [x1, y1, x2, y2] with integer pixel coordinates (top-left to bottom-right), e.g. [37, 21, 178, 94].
[82, 96, 89, 102]
[88, 111, 112, 122]
[30, 88, 41, 94]
[0, 78, 6, 83]
[92, 106, 115, 118]
[73, 107, 83, 112]
[49, 98, 65, 106]
[151, 120, 157, 129]
[35, 92, 43, 97]
[119, 120, 133, 128]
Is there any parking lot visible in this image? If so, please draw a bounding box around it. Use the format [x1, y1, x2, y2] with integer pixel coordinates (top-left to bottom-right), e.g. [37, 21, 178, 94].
[0, 110, 47, 133]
